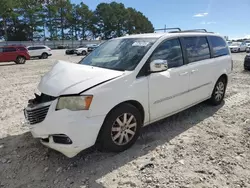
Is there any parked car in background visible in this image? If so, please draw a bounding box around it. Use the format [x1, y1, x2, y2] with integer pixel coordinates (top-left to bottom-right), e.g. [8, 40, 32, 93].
[57, 44, 69, 49]
[0, 45, 30, 64]
[27, 45, 52, 59]
[244, 54, 250, 70]
[87, 44, 99, 53]
[24, 30, 232, 158]
[65, 45, 86, 55]
[75, 45, 88, 55]
[245, 43, 250, 53]
[229, 42, 247, 52]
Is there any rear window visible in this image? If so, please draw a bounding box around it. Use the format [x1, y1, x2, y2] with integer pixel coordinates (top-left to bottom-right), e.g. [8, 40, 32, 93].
[182, 37, 210, 63]
[208, 36, 230, 57]
[3, 47, 16, 52]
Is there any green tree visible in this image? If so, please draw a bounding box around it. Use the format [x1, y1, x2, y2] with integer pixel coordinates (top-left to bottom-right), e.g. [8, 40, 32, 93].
[0, 0, 20, 40]
[17, 0, 45, 40]
[75, 2, 93, 40]
[94, 2, 154, 39]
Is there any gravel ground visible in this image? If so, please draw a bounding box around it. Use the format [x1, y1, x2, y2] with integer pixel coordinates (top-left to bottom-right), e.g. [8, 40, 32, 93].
[0, 51, 250, 188]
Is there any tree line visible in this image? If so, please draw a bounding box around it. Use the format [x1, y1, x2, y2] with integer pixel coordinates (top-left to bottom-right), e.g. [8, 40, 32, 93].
[0, 0, 154, 41]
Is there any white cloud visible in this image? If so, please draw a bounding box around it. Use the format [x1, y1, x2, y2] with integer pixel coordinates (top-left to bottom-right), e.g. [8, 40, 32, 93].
[200, 21, 216, 25]
[193, 12, 209, 17]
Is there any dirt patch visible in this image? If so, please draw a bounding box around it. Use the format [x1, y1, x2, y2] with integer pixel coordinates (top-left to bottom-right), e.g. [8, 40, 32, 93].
[0, 52, 250, 188]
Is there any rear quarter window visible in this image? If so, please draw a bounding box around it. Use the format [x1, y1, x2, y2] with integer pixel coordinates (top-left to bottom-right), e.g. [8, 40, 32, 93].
[17, 47, 27, 51]
[208, 36, 230, 57]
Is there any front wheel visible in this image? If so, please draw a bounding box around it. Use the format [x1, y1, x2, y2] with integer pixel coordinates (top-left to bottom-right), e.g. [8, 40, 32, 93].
[81, 51, 87, 56]
[97, 103, 142, 152]
[209, 77, 227, 105]
[15, 56, 26, 64]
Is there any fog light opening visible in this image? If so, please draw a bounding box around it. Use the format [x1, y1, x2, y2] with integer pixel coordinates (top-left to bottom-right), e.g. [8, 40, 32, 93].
[52, 134, 73, 145]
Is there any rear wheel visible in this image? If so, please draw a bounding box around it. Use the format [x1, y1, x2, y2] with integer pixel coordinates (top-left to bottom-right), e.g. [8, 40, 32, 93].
[15, 56, 26, 64]
[209, 76, 227, 105]
[97, 103, 142, 152]
[41, 53, 48, 59]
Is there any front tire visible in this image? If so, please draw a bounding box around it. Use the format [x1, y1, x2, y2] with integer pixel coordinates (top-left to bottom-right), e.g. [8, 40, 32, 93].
[209, 77, 227, 105]
[97, 103, 142, 152]
[81, 51, 87, 56]
[15, 56, 26, 64]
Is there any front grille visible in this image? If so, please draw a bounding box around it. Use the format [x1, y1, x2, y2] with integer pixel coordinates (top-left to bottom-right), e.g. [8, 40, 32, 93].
[25, 103, 51, 125]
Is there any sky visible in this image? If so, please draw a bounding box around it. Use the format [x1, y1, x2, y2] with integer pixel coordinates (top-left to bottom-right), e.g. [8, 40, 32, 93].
[72, 0, 250, 40]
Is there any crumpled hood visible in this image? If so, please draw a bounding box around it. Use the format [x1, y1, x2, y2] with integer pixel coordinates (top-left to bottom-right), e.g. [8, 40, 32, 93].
[38, 60, 124, 96]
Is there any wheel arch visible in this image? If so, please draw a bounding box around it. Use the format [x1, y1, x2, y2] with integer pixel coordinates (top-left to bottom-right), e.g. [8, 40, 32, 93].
[95, 100, 145, 144]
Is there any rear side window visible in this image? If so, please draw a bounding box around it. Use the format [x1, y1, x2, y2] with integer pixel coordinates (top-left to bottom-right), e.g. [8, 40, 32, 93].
[208, 36, 230, 57]
[150, 38, 184, 68]
[183, 37, 210, 63]
[17, 47, 27, 51]
[35, 46, 46, 50]
[3, 47, 16, 52]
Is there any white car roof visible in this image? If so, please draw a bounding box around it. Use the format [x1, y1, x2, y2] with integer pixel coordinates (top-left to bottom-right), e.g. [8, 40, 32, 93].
[117, 32, 223, 40]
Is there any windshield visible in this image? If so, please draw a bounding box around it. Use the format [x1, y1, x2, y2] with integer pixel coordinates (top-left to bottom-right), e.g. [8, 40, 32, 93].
[79, 38, 157, 71]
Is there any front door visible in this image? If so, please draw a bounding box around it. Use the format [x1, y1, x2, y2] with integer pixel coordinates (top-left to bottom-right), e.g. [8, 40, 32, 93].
[148, 38, 190, 121]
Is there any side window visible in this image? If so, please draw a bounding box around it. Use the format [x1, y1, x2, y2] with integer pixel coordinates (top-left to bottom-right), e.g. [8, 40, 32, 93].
[150, 38, 184, 68]
[183, 37, 210, 63]
[3, 47, 16, 52]
[208, 36, 229, 57]
[17, 47, 27, 51]
[28, 47, 34, 50]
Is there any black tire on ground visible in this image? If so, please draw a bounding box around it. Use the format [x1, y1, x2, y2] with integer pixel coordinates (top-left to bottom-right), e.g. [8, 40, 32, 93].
[41, 53, 48, 59]
[97, 103, 142, 152]
[15, 56, 26, 64]
[82, 51, 87, 56]
[209, 76, 227, 106]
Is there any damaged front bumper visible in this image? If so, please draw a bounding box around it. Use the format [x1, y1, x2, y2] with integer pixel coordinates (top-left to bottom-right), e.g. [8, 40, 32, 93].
[23, 93, 105, 158]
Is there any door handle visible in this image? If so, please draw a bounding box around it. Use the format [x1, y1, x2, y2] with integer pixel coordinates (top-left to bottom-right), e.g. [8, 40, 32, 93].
[179, 72, 188, 76]
[191, 69, 198, 73]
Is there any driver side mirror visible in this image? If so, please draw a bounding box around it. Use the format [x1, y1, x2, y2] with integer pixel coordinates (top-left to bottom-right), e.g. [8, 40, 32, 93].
[150, 59, 168, 72]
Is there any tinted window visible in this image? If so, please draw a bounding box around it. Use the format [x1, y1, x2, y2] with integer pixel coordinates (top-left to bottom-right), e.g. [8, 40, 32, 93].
[150, 38, 183, 68]
[208, 36, 230, 57]
[183, 37, 210, 63]
[17, 47, 27, 51]
[3, 47, 16, 52]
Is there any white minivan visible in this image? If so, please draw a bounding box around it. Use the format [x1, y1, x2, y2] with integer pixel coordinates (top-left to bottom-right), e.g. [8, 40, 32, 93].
[24, 30, 232, 158]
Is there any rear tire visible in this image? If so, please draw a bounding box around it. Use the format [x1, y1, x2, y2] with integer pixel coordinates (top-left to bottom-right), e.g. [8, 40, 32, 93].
[41, 53, 48, 59]
[97, 103, 142, 152]
[15, 56, 26, 64]
[209, 76, 227, 105]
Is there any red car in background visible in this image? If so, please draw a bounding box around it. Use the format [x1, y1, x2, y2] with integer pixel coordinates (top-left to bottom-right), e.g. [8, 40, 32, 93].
[0, 45, 30, 64]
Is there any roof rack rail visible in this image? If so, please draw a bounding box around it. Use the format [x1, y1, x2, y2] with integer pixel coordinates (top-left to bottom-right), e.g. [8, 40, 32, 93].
[154, 27, 181, 32]
[169, 29, 214, 33]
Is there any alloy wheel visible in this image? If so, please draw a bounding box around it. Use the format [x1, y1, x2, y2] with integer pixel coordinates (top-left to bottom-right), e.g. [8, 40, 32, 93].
[111, 113, 137, 146]
[215, 81, 225, 101]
